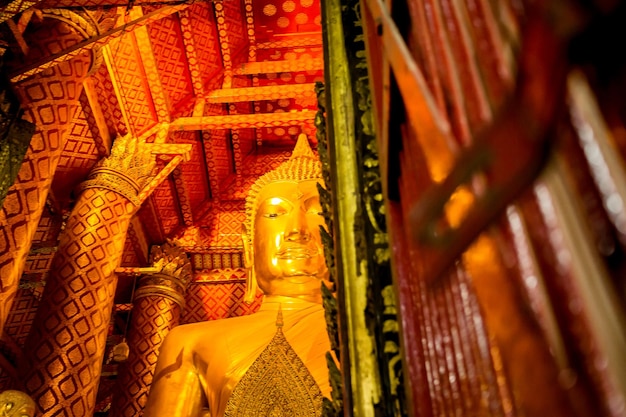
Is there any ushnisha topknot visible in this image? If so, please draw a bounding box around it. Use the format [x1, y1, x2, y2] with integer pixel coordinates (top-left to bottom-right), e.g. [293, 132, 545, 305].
[243, 133, 323, 246]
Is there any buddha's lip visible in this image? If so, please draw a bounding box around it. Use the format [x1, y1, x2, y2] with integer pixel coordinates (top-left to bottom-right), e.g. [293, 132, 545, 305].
[276, 247, 318, 259]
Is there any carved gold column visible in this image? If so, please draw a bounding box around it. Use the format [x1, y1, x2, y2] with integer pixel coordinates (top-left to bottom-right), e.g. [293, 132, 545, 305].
[0, 10, 100, 336]
[110, 242, 192, 417]
[17, 139, 158, 417]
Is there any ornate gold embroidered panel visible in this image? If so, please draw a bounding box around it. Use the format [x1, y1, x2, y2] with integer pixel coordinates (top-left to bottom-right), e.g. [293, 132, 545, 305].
[224, 312, 323, 417]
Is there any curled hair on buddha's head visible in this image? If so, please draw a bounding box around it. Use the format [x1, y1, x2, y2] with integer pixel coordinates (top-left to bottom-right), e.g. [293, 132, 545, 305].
[241, 133, 323, 302]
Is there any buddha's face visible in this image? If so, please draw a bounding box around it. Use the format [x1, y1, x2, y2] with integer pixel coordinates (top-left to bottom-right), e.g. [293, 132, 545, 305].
[252, 179, 329, 299]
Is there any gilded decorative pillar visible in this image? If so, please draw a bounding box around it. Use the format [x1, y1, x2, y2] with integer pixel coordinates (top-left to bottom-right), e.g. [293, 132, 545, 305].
[110, 242, 192, 417]
[17, 139, 159, 417]
[0, 10, 101, 336]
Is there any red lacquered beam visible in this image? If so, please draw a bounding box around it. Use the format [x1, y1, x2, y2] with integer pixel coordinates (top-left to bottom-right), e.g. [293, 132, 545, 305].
[429, 281, 457, 417]
[408, 12, 567, 285]
[448, 268, 494, 415]
[438, 277, 469, 416]
[457, 267, 508, 416]
[404, 0, 448, 120]
[517, 189, 607, 416]
[464, 0, 516, 108]
[442, 279, 474, 415]
[438, 0, 493, 137]
[388, 202, 434, 417]
[421, 0, 471, 144]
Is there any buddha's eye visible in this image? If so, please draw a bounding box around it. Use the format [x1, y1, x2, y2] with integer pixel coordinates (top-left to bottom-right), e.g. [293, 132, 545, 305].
[304, 197, 323, 216]
[260, 205, 288, 218]
[306, 204, 323, 217]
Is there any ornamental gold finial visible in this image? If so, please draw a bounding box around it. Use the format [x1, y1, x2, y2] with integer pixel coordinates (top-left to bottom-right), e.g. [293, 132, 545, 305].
[133, 241, 192, 308]
[150, 241, 193, 286]
[78, 136, 156, 206]
[291, 132, 317, 159]
[0, 390, 35, 417]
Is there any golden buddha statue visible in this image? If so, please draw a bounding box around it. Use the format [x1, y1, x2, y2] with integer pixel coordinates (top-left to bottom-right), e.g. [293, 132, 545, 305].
[0, 390, 36, 417]
[143, 134, 332, 417]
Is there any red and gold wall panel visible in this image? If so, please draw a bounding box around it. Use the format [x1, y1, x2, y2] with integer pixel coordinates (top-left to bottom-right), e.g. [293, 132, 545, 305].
[239, 149, 292, 177]
[107, 37, 157, 135]
[30, 209, 63, 245]
[191, 251, 244, 270]
[170, 130, 209, 214]
[92, 65, 127, 137]
[135, 198, 166, 244]
[181, 278, 262, 324]
[52, 105, 100, 204]
[188, 2, 223, 88]
[210, 130, 234, 191]
[150, 166, 181, 236]
[22, 251, 54, 282]
[148, 14, 193, 108]
[119, 236, 142, 267]
[253, 0, 321, 40]
[221, 0, 248, 66]
[238, 127, 256, 157]
[257, 45, 324, 63]
[251, 51, 323, 142]
[206, 209, 246, 247]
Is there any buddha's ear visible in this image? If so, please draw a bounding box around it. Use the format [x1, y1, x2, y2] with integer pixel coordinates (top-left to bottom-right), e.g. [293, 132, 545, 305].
[242, 223, 252, 267]
[242, 224, 257, 303]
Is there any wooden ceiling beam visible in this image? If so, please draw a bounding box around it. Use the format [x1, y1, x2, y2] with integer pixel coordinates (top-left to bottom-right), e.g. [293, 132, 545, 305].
[128, 217, 150, 265]
[102, 45, 133, 134]
[82, 78, 113, 157]
[9, 4, 188, 83]
[172, 166, 194, 226]
[179, 9, 206, 98]
[201, 131, 220, 198]
[170, 110, 316, 131]
[234, 58, 323, 75]
[192, 97, 205, 117]
[243, 0, 256, 61]
[39, 0, 184, 7]
[206, 83, 316, 103]
[213, 0, 233, 88]
[256, 35, 322, 49]
[129, 7, 170, 123]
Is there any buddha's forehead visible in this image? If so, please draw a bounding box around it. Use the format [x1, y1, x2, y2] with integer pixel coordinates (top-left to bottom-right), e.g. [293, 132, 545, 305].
[256, 179, 321, 203]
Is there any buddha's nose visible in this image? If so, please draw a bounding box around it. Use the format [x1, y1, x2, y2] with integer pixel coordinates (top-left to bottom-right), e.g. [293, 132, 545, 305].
[284, 207, 311, 242]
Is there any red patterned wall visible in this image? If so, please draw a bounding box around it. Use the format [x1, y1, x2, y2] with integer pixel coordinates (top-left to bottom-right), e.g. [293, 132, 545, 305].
[171, 130, 210, 216]
[222, 0, 248, 66]
[181, 278, 262, 324]
[52, 104, 100, 203]
[253, 0, 321, 40]
[148, 14, 194, 108]
[189, 2, 223, 89]
[92, 65, 126, 137]
[107, 37, 157, 135]
[150, 161, 182, 236]
[254, 44, 323, 142]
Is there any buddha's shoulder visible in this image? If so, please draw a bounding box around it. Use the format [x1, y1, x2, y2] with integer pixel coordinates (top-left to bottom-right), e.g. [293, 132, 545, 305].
[165, 313, 268, 343]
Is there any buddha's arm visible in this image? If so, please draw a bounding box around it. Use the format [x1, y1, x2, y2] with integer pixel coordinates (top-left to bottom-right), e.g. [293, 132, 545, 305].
[143, 331, 207, 417]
